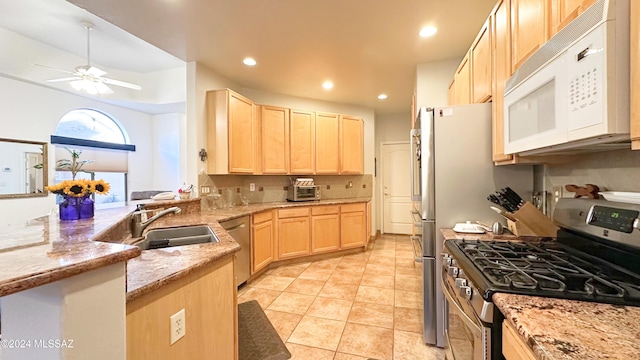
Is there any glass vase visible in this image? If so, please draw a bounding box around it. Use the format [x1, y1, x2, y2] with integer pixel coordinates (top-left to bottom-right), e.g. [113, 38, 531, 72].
[59, 197, 94, 221]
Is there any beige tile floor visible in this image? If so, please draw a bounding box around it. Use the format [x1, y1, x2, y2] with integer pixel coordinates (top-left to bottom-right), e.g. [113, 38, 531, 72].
[238, 234, 445, 360]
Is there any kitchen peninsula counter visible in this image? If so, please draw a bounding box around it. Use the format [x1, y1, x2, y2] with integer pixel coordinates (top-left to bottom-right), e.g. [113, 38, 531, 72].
[494, 293, 640, 360]
[0, 197, 370, 301]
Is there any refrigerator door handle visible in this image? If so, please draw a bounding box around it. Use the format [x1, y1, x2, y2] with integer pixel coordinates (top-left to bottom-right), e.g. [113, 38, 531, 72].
[410, 128, 421, 201]
[421, 108, 436, 221]
[422, 220, 436, 257]
[422, 258, 437, 345]
[410, 236, 423, 263]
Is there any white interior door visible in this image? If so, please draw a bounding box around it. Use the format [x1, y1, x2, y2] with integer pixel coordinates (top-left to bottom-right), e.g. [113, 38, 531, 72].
[381, 142, 412, 234]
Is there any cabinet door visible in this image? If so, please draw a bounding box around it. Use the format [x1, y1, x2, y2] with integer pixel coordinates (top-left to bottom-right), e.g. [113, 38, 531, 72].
[340, 116, 364, 174]
[315, 112, 340, 174]
[454, 54, 471, 105]
[290, 109, 315, 174]
[366, 201, 372, 247]
[511, 0, 548, 70]
[252, 218, 274, 274]
[502, 321, 538, 360]
[340, 204, 366, 249]
[492, 0, 515, 163]
[277, 217, 310, 259]
[472, 19, 492, 103]
[632, 0, 640, 149]
[311, 206, 340, 254]
[448, 79, 456, 105]
[549, 0, 596, 37]
[261, 105, 289, 174]
[228, 91, 255, 173]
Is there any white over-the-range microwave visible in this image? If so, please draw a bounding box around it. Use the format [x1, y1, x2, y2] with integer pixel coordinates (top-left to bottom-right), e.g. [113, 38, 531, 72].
[504, 0, 630, 156]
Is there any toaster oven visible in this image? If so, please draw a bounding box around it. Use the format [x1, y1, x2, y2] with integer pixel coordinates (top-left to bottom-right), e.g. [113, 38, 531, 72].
[287, 185, 320, 202]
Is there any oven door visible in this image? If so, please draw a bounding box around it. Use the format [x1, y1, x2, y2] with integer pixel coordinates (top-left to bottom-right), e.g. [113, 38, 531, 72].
[441, 277, 489, 360]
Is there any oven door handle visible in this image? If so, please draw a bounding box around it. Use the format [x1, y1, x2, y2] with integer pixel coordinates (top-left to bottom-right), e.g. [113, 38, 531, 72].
[441, 278, 482, 336]
[410, 236, 423, 263]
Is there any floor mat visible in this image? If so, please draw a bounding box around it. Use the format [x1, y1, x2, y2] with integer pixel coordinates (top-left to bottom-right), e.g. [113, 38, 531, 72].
[238, 300, 291, 360]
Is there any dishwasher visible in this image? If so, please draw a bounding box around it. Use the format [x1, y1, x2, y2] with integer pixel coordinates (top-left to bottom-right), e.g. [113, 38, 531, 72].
[220, 216, 250, 287]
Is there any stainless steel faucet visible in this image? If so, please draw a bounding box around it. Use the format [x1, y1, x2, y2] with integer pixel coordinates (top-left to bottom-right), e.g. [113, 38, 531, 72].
[131, 206, 182, 238]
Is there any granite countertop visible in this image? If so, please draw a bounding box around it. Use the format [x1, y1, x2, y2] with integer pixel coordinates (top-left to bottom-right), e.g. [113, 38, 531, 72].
[126, 197, 371, 301]
[0, 197, 370, 301]
[0, 203, 148, 297]
[494, 293, 640, 360]
[440, 230, 640, 360]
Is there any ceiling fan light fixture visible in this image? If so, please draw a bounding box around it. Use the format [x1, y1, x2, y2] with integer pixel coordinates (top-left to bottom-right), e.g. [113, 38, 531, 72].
[70, 79, 113, 95]
[377, 94, 388, 100]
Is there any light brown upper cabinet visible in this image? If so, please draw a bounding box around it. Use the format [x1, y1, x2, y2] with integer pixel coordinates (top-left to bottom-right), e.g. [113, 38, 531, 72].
[632, 1, 640, 149]
[511, 0, 549, 70]
[454, 53, 471, 105]
[472, 19, 492, 103]
[448, 79, 456, 105]
[206, 89, 256, 174]
[492, 0, 516, 163]
[289, 109, 316, 174]
[549, 0, 597, 37]
[315, 112, 340, 174]
[340, 115, 364, 174]
[260, 105, 289, 174]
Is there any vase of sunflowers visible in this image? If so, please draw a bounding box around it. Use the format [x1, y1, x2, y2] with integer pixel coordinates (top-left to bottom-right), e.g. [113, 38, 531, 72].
[45, 149, 110, 221]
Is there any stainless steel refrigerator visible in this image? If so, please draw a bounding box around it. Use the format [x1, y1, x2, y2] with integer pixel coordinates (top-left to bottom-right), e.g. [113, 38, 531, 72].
[409, 104, 532, 347]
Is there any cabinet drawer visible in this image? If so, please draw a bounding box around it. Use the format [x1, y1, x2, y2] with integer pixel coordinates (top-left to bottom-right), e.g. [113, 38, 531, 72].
[311, 205, 340, 216]
[341, 203, 365, 213]
[278, 207, 310, 218]
[253, 211, 273, 224]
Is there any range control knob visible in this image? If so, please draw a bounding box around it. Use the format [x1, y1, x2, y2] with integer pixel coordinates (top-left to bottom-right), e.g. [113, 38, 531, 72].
[454, 278, 467, 288]
[447, 266, 459, 277]
[459, 286, 472, 300]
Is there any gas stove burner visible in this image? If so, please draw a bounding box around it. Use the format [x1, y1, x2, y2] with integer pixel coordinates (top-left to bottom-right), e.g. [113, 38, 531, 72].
[445, 238, 640, 306]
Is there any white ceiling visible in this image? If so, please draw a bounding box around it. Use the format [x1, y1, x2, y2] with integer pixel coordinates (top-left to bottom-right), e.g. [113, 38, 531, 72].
[2, 0, 497, 115]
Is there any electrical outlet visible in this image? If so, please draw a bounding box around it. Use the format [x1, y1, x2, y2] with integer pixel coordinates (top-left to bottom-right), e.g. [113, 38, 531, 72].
[200, 186, 211, 194]
[552, 186, 563, 205]
[170, 309, 186, 345]
[249, 183, 256, 191]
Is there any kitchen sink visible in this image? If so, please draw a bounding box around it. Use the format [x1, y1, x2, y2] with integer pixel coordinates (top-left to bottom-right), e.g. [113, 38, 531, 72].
[134, 225, 220, 250]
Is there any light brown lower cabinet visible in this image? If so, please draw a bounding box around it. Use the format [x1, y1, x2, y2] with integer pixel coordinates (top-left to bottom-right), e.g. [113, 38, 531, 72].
[340, 203, 366, 249]
[252, 211, 274, 274]
[277, 208, 311, 259]
[126, 255, 237, 360]
[311, 205, 340, 254]
[502, 320, 537, 360]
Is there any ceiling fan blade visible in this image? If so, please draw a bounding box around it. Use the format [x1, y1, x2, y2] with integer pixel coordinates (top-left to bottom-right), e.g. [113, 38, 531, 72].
[46, 77, 82, 83]
[102, 77, 142, 91]
[31, 63, 75, 75]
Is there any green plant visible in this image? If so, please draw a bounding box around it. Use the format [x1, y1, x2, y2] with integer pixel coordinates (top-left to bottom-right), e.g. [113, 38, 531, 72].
[57, 148, 94, 180]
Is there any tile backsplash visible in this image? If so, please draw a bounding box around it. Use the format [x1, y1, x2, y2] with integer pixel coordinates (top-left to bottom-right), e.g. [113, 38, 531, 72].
[199, 174, 372, 209]
[540, 148, 640, 195]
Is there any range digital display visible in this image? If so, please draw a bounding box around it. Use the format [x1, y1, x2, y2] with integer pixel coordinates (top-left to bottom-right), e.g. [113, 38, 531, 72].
[588, 206, 639, 233]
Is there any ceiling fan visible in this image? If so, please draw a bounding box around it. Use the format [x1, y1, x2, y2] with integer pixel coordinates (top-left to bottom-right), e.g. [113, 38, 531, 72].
[35, 21, 142, 95]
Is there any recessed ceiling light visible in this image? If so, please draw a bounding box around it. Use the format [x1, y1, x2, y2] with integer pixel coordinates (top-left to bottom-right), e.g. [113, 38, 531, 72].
[322, 81, 334, 90]
[243, 57, 257, 66]
[377, 94, 388, 100]
[419, 26, 438, 38]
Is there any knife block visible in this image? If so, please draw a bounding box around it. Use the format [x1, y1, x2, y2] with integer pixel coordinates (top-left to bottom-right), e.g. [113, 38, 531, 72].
[506, 202, 559, 237]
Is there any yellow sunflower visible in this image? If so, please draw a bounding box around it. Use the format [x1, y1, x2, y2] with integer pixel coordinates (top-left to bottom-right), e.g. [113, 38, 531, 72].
[63, 180, 90, 197]
[91, 179, 111, 195]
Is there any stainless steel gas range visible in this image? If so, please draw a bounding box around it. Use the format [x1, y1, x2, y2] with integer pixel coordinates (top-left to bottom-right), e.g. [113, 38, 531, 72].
[441, 198, 640, 360]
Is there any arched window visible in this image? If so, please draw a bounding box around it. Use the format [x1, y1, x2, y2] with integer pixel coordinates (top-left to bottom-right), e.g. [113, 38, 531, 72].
[52, 109, 134, 204]
[55, 109, 129, 144]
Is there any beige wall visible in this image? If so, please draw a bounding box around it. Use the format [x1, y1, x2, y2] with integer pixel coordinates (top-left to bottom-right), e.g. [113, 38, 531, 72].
[415, 58, 461, 108]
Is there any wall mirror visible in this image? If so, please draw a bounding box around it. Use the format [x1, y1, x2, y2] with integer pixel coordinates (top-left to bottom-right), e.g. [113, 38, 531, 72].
[0, 138, 48, 199]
